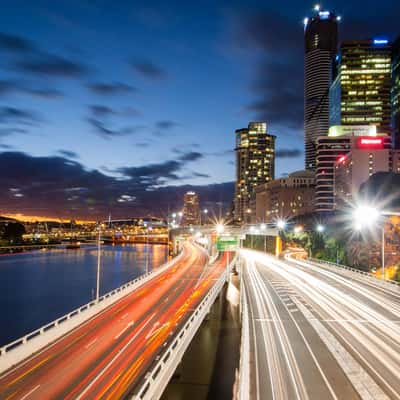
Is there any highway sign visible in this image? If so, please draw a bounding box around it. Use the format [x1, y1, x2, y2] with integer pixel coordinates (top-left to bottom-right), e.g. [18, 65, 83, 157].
[216, 235, 239, 251]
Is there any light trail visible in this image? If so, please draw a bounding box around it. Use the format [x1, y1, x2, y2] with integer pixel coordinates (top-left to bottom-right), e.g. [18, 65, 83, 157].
[241, 249, 400, 400]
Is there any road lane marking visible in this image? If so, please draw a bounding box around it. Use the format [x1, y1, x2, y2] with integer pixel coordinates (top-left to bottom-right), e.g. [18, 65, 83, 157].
[6, 357, 50, 387]
[85, 338, 98, 349]
[114, 321, 134, 340]
[76, 313, 156, 400]
[20, 385, 40, 400]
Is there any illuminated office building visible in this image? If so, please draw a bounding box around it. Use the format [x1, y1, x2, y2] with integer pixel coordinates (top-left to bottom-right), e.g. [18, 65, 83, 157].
[304, 6, 339, 170]
[182, 191, 199, 226]
[234, 122, 275, 223]
[329, 39, 392, 135]
[316, 125, 391, 212]
[392, 36, 400, 148]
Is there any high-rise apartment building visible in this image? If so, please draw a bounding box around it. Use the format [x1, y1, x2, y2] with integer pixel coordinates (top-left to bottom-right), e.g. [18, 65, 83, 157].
[182, 191, 199, 226]
[329, 39, 392, 135]
[234, 122, 275, 223]
[316, 125, 391, 212]
[392, 36, 400, 148]
[304, 7, 339, 170]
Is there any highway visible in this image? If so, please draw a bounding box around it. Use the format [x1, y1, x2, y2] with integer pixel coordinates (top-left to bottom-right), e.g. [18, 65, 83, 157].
[0, 242, 227, 400]
[241, 249, 400, 400]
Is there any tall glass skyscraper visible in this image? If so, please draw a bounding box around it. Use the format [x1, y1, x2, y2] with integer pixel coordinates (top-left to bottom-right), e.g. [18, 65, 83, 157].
[304, 7, 339, 170]
[392, 36, 400, 148]
[234, 122, 275, 223]
[330, 39, 392, 137]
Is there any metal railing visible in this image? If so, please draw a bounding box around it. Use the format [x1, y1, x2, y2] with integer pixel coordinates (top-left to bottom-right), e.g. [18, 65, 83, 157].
[132, 255, 237, 400]
[0, 252, 184, 357]
[308, 257, 400, 288]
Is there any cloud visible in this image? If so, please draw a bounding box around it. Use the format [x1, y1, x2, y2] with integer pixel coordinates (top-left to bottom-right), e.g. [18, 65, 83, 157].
[156, 120, 178, 130]
[0, 151, 234, 218]
[0, 144, 14, 149]
[275, 148, 303, 158]
[0, 106, 40, 126]
[0, 32, 35, 53]
[231, 10, 303, 129]
[57, 150, 79, 159]
[87, 117, 141, 139]
[135, 142, 150, 148]
[16, 54, 89, 78]
[87, 105, 145, 139]
[178, 151, 203, 162]
[86, 82, 137, 95]
[0, 79, 63, 99]
[131, 60, 167, 80]
[192, 172, 210, 178]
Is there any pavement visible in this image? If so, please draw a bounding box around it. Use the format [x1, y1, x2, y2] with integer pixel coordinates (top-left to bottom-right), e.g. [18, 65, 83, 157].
[241, 249, 400, 400]
[0, 242, 227, 400]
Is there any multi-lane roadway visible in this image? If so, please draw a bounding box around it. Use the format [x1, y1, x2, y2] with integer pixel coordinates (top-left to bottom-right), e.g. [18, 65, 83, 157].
[0, 242, 227, 400]
[241, 249, 400, 400]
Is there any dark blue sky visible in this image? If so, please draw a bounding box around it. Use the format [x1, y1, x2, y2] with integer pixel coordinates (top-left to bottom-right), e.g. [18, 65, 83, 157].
[0, 0, 399, 218]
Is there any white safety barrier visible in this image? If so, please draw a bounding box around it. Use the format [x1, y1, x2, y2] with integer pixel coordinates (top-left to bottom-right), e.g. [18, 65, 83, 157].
[132, 255, 237, 400]
[308, 257, 400, 289]
[0, 251, 185, 373]
[237, 281, 250, 400]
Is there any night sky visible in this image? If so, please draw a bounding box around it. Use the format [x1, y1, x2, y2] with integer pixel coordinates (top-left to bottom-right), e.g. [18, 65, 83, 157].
[0, 0, 399, 219]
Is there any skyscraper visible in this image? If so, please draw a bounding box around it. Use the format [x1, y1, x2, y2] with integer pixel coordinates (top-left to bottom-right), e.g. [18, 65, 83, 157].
[329, 39, 392, 136]
[304, 6, 339, 170]
[182, 191, 199, 226]
[392, 36, 400, 148]
[234, 122, 275, 223]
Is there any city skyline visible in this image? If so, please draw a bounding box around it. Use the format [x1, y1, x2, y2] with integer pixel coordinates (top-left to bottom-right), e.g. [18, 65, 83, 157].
[0, 0, 399, 218]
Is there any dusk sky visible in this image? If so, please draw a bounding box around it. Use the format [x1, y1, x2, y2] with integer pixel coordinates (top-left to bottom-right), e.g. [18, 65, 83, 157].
[0, 0, 399, 218]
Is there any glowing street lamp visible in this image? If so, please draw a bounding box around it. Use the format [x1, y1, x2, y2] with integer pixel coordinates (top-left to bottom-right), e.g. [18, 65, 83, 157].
[294, 225, 303, 234]
[216, 224, 225, 234]
[276, 219, 287, 230]
[260, 223, 266, 231]
[316, 224, 325, 233]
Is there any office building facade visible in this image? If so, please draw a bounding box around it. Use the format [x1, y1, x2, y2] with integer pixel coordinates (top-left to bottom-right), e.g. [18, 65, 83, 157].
[182, 191, 199, 226]
[234, 122, 275, 223]
[392, 36, 400, 148]
[316, 125, 391, 212]
[334, 145, 391, 209]
[329, 39, 392, 135]
[255, 170, 315, 223]
[304, 8, 339, 170]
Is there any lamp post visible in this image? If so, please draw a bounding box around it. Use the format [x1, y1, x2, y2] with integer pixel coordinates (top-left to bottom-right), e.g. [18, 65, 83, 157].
[96, 223, 104, 302]
[353, 206, 400, 280]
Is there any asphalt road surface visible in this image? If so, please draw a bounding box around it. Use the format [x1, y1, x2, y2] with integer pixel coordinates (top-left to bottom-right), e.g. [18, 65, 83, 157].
[241, 249, 400, 400]
[0, 242, 227, 400]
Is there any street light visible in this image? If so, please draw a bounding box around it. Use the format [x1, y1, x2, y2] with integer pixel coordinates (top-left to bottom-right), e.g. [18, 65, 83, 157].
[216, 224, 225, 234]
[294, 225, 303, 234]
[96, 223, 105, 302]
[276, 219, 287, 230]
[353, 205, 384, 279]
[260, 223, 266, 231]
[316, 224, 325, 233]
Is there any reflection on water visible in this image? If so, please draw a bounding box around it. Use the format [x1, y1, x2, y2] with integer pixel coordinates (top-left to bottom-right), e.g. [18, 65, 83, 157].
[0, 244, 168, 346]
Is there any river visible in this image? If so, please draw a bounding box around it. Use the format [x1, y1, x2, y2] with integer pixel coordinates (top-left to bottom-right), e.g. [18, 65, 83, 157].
[0, 244, 168, 346]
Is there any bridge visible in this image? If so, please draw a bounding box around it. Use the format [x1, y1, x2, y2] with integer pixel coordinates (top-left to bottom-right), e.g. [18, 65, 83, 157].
[0, 241, 234, 400]
[1, 224, 400, 399]
[237, 248, 400, 400]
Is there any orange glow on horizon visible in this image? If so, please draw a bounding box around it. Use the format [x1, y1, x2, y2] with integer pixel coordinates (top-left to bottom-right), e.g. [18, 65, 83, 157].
[2, 213, 96, 224]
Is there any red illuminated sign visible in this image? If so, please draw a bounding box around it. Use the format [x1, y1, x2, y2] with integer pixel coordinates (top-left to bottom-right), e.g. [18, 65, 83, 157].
[357, 137, 384, 149]
[337, 155, 346, 163]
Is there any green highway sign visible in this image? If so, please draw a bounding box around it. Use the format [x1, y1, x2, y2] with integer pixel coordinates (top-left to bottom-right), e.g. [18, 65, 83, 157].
[216, 235, 239, 251]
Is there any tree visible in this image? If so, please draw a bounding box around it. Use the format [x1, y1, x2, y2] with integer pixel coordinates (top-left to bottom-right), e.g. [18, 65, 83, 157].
[1, 222, 26, 244]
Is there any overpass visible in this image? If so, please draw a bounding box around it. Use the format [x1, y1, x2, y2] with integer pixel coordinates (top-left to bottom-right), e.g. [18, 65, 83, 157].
[0, 241, 235, 399]
[236, 248, 400, 400]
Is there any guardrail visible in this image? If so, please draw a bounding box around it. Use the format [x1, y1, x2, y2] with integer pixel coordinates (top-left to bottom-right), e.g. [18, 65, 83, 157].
[132, 255, 237, 400]
[0, 251, 184, 358]
[237, 282, 250, 400]
[308, 257, 400, 288]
